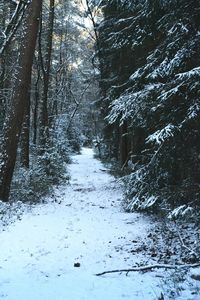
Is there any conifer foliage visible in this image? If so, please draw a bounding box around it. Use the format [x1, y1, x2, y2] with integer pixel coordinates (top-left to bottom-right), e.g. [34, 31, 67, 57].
[97, 0, 200, 213]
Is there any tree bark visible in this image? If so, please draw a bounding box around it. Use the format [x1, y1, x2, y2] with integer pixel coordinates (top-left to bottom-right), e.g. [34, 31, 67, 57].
[20, 90, 30, 168]
[38, 0, 55, 151]
[119, 121, 128, 167]
[33, 63, 40, 145]
[0, 0, 42, 201]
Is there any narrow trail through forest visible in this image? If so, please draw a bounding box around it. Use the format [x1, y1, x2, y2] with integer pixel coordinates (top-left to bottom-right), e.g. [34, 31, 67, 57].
[0, 148, 165, 299]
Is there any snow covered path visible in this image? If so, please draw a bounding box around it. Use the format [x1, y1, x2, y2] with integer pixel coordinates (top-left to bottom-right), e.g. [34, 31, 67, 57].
[0, 148, 162, 300]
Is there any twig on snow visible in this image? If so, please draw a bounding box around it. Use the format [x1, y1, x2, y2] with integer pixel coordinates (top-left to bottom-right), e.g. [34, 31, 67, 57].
[95, 263, 200, 276]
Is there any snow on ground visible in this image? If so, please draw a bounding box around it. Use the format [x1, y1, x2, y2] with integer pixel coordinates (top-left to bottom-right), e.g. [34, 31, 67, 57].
[0, 148, 199, 299]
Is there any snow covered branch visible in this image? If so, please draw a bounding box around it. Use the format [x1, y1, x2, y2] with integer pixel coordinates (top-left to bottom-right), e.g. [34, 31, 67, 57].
[0, 1, 29, 57]
[96, 263, 200, 276]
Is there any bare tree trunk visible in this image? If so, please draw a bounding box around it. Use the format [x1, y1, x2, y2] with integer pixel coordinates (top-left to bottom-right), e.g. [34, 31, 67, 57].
[119, 122, 128, 167]
[39, 0, 55, 151]
[0, 0, 42, 202]
[20, 90, 30, 168]
[33, 63, 40, 145]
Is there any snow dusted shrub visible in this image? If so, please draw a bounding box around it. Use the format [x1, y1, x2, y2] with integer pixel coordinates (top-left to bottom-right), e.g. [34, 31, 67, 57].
[10, 114, 75, 203]
[52, 115, 81, 157]
[38, 146, 70, 185]
[123, 134, 200, 213]
[123, 166, 160, 212]
[168, 205, 194, 220]
[66, 125, 81, 153]
[161, 268, 200, 300]
[11, 165, 51, 202]
[10, 148, 69, 203]
[0, 200, 29, 226]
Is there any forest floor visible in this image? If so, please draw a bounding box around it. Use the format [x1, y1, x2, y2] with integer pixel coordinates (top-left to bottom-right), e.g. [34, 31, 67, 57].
[0, 148, 199, 300]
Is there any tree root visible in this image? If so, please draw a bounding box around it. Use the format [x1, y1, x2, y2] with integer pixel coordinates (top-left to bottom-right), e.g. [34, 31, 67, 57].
[95, 263, 200, 276]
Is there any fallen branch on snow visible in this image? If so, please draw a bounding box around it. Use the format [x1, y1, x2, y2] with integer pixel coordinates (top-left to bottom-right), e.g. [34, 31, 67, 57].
[95, 263, 200, 276]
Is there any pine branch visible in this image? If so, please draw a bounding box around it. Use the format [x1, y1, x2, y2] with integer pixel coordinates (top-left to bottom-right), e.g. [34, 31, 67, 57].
[95, 263, 200, 276]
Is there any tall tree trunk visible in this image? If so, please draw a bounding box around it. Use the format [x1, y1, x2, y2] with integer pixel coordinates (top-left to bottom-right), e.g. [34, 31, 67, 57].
[33, 64, 40, 145]
[39, 0, 55, 151]
[119, 122, 128, 167]
[0, 0, 42, 202]
[20, 90, 30, 168]
[0, 1, 8, 127]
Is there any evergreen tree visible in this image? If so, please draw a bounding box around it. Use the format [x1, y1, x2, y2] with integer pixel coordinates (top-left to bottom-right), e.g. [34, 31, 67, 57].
[97, 0, 200, 212]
